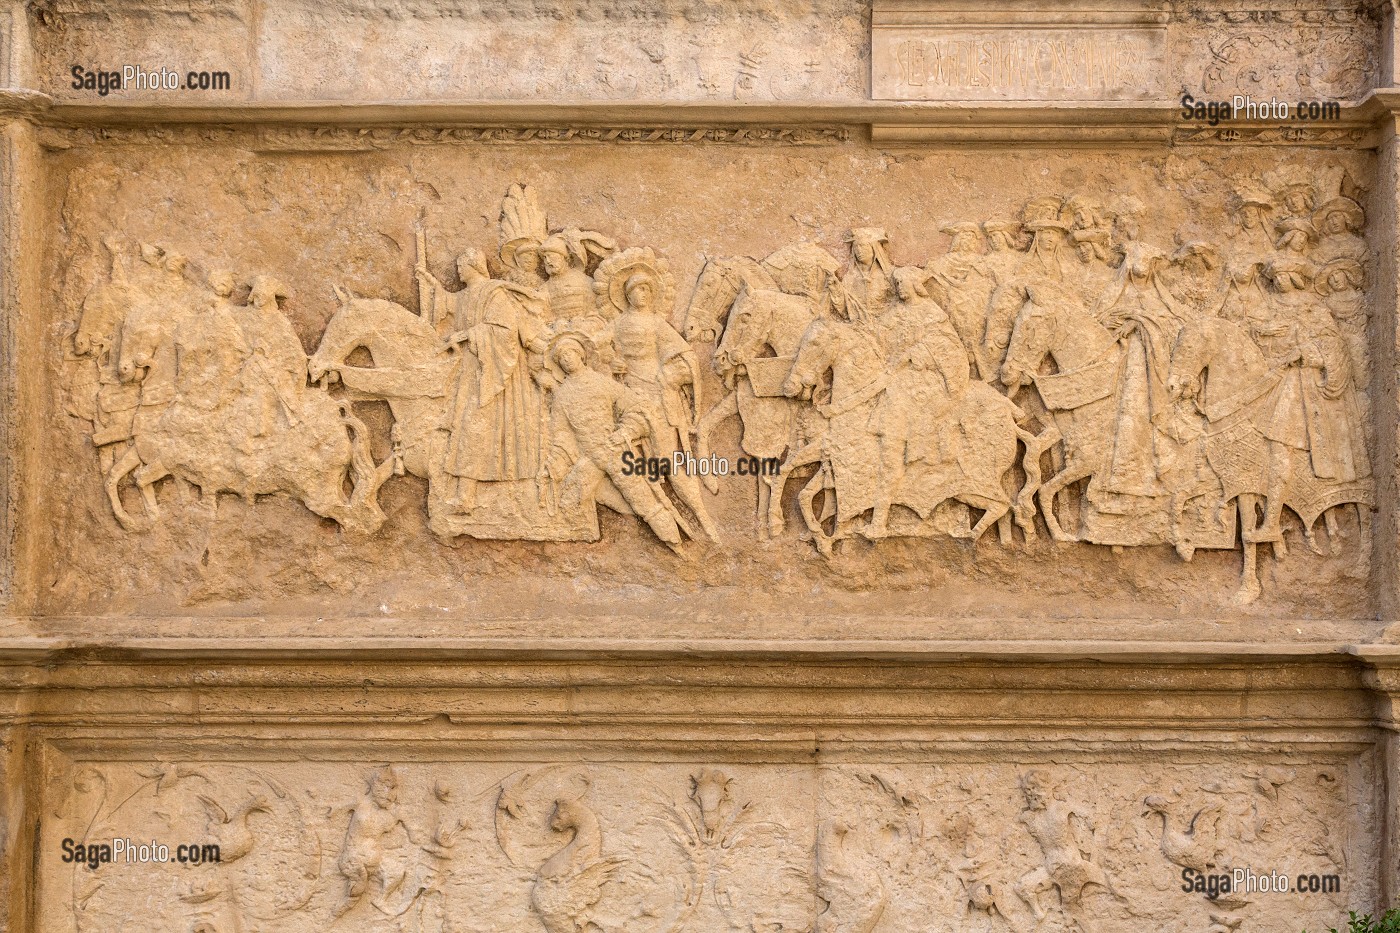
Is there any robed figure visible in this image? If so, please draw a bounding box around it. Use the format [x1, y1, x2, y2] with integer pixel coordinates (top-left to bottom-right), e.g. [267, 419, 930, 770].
[425, 249, 550, 510]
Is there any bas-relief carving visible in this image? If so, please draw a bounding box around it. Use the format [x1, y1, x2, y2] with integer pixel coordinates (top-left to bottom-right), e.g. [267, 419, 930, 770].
[1179, 5, 1379, 102]
[253, 0, 865, 102]
[62, 169, 1375, 604]
[871, 1, 1377, 103]
[42, 758, 1372, 932]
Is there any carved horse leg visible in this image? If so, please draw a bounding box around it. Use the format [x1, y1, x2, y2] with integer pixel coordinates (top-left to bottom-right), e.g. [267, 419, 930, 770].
[1233, 494, 1264, 605]
[1348, 503, 1373, 579]
[756, 473, 770, 541]
[798, 466, 834, 556]
[961, 495, 1012, 542]
[132, 460, 169, 520]
[694, 389, 738, 495]
[104, 445, 148, 532]
[1014, 425, 1059, 542]
[1324, 508, 1342, 556]
[1037, 461, 1095, 543]
[767, 439, 824, 537]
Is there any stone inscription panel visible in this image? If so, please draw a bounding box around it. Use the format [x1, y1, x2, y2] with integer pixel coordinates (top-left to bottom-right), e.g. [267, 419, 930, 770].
[39, 754, 1375, 932]
[873, 27, 1167, 101]
[37, 140, 1377, 621]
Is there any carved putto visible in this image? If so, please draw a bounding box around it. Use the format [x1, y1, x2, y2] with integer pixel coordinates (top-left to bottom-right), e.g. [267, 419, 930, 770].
[64, 171, 1373, 604]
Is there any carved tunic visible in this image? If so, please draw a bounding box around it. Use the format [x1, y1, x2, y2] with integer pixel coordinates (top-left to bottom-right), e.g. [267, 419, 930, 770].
[613, 310, 699, 445]
[545, 267, 599, 326]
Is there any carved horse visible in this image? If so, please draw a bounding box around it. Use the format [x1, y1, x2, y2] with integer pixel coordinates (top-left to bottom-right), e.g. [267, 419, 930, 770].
[1168, 316, 1373, 603]
[107, 295, 390, 535]
[1000, 289, 1120, 542]
[686, 262, 823, 533]
[773, 317, 1031, 554]
[309, 290, 457, 485]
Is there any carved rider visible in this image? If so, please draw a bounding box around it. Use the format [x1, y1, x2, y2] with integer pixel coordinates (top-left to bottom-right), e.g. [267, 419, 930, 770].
[544, 332, 683, 549]
[172, 270, 253, 414]
[499, 183, 549, 289]
[236, 275, 308, 437]
[1230, 184, 1276, 258]
[868, 268, 972, 538]
[1017, 196, 1073, 282]
[1096, 200, 1196, 498]
[924, 221, 992, 380]
[539, 229, 616, 329]
[1066, 194, 1116, 307]
[1312, 194, 1365, 264]
[441, 249, 551, 512]
[1261, 258, 1369, 490]
[841, 227, 893, 313]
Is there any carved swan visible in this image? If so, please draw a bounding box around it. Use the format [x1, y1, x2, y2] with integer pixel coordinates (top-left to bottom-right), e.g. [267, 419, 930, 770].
[815, 819, 887, 933]
[530, 797, 622, 933]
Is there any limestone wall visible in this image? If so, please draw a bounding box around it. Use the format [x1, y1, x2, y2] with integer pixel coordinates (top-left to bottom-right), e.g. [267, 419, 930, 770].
[2, 1, 1400, 931]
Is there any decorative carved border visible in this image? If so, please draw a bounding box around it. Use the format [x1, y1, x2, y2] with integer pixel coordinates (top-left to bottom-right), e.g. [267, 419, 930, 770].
[36, 123, 857, 151]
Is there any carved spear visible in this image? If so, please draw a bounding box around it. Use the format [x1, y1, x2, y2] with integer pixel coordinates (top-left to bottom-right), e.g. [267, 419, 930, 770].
[415, 220, 435, 326]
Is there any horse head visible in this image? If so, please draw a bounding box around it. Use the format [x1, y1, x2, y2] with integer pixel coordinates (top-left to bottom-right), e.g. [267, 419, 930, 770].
[74, 287, 126, 363]
[1001, 292, 1057, 390]
[781, 318, 836, 400]
[713, 286, 772, 387]
[681, 258, 743, 343]
[114, 298, 170, 384]
[307, 287, 360, 384]
[1167, 318, 1212, 404]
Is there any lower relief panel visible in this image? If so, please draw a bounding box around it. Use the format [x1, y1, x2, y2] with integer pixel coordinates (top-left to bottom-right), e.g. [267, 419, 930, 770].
[38, 749, 1376, 932]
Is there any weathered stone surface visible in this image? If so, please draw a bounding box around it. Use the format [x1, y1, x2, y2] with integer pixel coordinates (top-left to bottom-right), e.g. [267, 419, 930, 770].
[3, 0, 1400, 931]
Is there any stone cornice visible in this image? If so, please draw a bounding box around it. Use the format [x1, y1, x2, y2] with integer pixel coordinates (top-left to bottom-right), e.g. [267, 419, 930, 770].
[0, 96, 1377, 148]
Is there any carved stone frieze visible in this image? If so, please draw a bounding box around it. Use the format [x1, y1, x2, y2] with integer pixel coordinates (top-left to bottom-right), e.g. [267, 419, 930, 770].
[56, 162, 1376, 607]
[38, 756, 1374, 932]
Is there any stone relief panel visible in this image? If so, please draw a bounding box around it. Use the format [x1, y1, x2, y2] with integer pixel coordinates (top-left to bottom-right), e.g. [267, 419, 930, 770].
[29, 0, 868, 102]
[38, 755, 1375, 931]
[1173, 2, 1380, 102]
[40, 146, 1376, 619]
[872, 0, 1378, 102]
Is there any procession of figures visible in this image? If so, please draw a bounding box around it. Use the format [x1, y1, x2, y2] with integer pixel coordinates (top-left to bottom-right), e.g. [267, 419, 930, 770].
[65, 170, 1373, 602]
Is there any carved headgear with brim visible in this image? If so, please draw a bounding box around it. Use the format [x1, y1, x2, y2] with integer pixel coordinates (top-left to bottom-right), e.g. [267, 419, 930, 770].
[1267, 256, 1317, 290]
[593, 246, 676, 318]
[1064, 194, 1106, 227]
[983, 219, 1027, 249]
[1274, 216, 1317, 250]
[845, 227, 892, 273]
[941, 221, 983, 252]
[1312, 196, 1365, 234]
[1232, 183, 1274, 211]
[1173, 240, 1221, 271]
[1316, 257, 1365, 296]
[547, 329, 598, 376]
[1021, 196, 1071, 232]
[1266, 167, 1316, 204]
